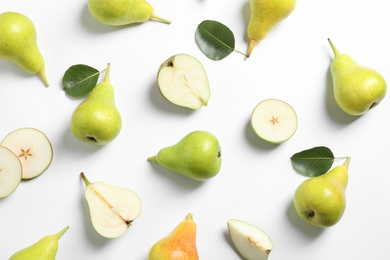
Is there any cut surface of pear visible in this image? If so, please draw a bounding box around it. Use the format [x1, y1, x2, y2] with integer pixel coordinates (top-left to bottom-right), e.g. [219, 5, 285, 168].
[157, 54, 210, 110]
[0, 146, 22, 198]
[251, 99, 298, 144]
[81, 172, 142, 238]
[1, 127, 53, 179]
[227, 219, 273, 260]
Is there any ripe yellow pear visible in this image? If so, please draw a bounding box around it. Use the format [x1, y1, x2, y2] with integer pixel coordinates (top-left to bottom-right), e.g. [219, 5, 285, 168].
[294, 157, 350, 228]
[0, 12, 48, 86]
[148, 213, 198, 260]
[328, 39, 387, 115]
[246, 0, 297, 57]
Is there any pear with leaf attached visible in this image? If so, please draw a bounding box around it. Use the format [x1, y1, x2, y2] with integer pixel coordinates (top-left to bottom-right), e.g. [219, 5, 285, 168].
[328, 39, 387, 115]
[148, 213, 198, 260]
[71, 63, 122, 145]
[88, 0, 171, 26]
[294, 157, 351, 227]
[9, 226, 69, 260]
[0, 11, 48, 86]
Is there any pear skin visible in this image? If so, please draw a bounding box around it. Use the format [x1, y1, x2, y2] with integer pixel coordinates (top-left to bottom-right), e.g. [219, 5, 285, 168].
[9, 226, 69, 260]
[148, 213, 198, 260]
[246, 0, 297, 58]
[328, 39, 387, 115]
[0, 12, 48, 86]
[294, 157, 350, 227]
[88, 0, 171, 26]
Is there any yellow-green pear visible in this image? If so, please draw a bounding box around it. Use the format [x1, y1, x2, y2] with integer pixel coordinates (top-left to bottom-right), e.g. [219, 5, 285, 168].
[246, 0, 297, 58]
[328, 39, 387, 115]
[148, 130, 222, 181]
[148, 213, 198, 260]
[294, 157, 350, 228]
[71, 63, 122, 145]
[9, 226, 69, 260]
[88, 0, 171, 26]
[0, 12, 48, 86]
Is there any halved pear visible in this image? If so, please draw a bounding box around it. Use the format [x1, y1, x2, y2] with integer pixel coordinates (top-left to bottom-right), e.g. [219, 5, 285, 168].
[0, 146, 22, 198]
[251, 99, 298, 144]
[157, 53, 210, 109]
[227, 219, 273, 260]
[81, 172, 142, 238]
[1, 128, 53, 179]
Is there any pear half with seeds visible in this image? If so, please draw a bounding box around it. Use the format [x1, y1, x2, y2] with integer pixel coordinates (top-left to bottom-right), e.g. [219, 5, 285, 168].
[0, 146, 22, 198]
[81, 172, 142, 238]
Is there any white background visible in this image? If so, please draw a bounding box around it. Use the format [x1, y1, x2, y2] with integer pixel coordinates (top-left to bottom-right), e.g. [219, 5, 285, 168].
[1, 0, 390, 259]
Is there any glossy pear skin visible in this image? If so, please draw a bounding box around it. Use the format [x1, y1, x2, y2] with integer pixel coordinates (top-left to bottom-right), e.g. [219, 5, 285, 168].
[148, 213, 198, 260]
[294, 158, 350, 228]
[9, 226, 69, 260]
[246, 0, 297, 57]
[71, 63, 122, 145]
[88, 0, 171, 25]
[328, 39, 387, 115]
[0, 12, 48, 86]
[148, 131, 222, 181]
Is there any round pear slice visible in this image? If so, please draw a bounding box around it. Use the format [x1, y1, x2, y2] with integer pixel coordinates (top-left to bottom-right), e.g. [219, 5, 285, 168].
[227, 219, 273, 260]
[0, 146, 22, 198]
[251, 99, 298, 144]
[157, 53, 210, 109]
[1, 128, 53, 179]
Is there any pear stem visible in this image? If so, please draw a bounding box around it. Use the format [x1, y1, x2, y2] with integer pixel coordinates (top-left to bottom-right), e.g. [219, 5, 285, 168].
[104, 63, 111, 82]
[327, 38, 340, 57]
[147, 156, 157, 162]
[186, 213, 193, 221]
[151, 14, 171, 24]
[54, 226, 70, 240]
[39, 69, 49, 87]
[246, 39, 258, 58]
[343, 157, 351, 169]
[80, 172, 91, 186]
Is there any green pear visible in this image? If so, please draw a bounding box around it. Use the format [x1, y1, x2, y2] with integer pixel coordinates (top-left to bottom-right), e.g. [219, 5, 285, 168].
[328, 39, 387, 115]
[294, 157, 350, 228]
[148, 213, 198, 260]
[148, 130, 222, 181]
[71, 63, 122, 145]
[0, 12, 48, 86]
[9, 226, 69, 260]
[88, 0, 171, 26]
[246, 0, 297, 57]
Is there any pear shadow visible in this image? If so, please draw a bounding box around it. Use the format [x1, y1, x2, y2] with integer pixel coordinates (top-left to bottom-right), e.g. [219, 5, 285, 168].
[0, 60, 34, 80]
[60, 126, 105, 156]
[148, 80, 195, 116]
[223, 230, 246, 260]
[244, 119, 280, 151]
[286, 200, 325, 239]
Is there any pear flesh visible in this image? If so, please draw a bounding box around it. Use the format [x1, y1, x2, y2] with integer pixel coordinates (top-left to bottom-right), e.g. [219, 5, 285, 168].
[9, 226, 69, 260]
[0, 146, 22, 198]
[246, 0, 297, 57]
[227, 219, 273, 260]
[148, 130, 222, 181]
[0, 12, 48, 86]
[328, 39, 387, 115]
[157, 54, 210, 110]
[148, 213, 198, 260]
[294, 157, 350, 227]
[1, 127, 53, 180]
[71, 63, 122, 145]
[88, 0, 171, 26]
[81, 172, 142, 238]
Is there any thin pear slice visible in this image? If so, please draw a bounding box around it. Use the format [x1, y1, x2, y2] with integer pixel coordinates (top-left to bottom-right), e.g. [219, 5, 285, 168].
[227, 219, 273, 260]
[251, 99, 298, 144]
[157, 54, 210, 109]
[1, 128, 53, 179]
[0, 146, 22, 198]
[81, 172, 142, 238]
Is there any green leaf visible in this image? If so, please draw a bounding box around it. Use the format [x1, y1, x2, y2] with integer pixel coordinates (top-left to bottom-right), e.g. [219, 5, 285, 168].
[62, 64, 100, 98]
[195, 20, 237, 60]
[291, 146, 335, 177]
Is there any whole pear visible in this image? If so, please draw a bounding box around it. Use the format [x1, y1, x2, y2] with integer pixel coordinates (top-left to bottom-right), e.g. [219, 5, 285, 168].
[9, 226, 69, 260]
[328, 39, 387, 115]
[246, 0, 297, 57]
[71, 63, 122, 145]
[148, 213, 198, 260]
[0, 12, 48, 86]
[88, 0, 171, 26]
[294, 157, 350, 228]
[148, 130, 222, 181]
